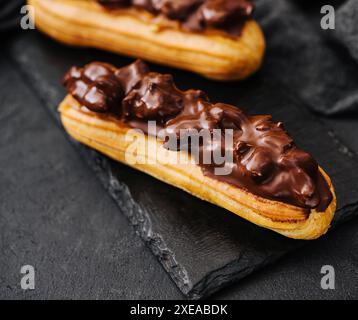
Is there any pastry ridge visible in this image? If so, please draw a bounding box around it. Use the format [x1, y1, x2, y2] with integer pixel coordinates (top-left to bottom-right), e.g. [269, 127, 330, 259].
[28, 0, 265, 80]
[59, 95, 336, 240]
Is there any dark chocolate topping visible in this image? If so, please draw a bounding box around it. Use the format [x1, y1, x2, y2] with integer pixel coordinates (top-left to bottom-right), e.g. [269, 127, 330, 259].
[123, 73, 184, 123]
[62, 62, 124, 114]
[63, 60, 333, 212]
[97, 0, 253, 36]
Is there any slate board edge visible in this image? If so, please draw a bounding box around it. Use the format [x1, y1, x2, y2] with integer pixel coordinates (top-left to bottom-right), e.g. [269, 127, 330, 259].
[8, 52, 358, 300]
[74, 142, 194, 297]
[66, 139, 297, 300]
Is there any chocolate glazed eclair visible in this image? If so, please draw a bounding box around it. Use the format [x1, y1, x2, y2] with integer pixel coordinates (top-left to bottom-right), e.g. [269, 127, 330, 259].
[59, 60, 336, 239]
[28, 0, 265, 80]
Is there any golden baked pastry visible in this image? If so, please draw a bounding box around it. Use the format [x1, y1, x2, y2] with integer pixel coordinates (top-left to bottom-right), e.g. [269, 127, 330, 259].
[58, 60, 336, 240]
[28, 0, 265, 80]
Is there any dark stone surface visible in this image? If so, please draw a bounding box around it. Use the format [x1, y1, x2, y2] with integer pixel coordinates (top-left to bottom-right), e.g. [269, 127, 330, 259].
[0, 0, 23, 32]
[214, 218, 358, 300]
[0, 54, 181, 299]
[2, 29, 358, 299]
[256, 0, 358, 115]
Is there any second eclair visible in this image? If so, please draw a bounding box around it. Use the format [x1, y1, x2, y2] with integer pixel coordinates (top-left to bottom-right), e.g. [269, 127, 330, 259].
[29, 0, 265, 80]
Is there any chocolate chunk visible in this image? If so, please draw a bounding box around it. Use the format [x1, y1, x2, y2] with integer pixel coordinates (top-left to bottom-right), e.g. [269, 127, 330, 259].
[152, 0, 204, 20]
[63, 62, 124, 114]
[200, 0, 253, 26]
[98, 0, 131, 8]
[97, 0, 253, 36]
[115, 59, 150, 94]
[122, 73, 183, 122]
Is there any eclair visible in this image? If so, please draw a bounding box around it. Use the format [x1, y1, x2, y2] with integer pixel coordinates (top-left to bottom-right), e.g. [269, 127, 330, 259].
[28, 0, 265, 80]
[58, 60, 336, 239]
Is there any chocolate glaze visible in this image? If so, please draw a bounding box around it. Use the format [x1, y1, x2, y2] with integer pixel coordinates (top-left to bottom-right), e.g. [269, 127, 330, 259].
[63, 60, 333, 212]
[97, 0, 253, 36]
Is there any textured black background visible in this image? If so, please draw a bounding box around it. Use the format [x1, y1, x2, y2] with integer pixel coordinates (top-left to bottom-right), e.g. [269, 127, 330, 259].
[1, 1, 358, 299]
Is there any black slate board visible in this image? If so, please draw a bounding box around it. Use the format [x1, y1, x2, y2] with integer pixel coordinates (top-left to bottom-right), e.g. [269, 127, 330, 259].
[5, 31, 358, 299]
